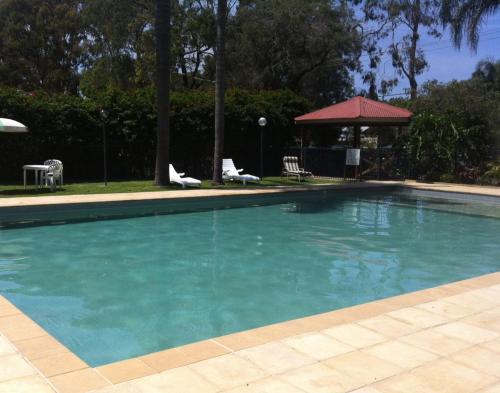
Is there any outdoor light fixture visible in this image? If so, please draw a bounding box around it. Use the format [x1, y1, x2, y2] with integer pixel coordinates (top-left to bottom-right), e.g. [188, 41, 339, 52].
[258, 117, 267, 179]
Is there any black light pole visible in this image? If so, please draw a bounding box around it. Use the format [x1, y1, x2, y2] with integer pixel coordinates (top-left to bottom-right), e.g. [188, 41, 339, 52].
[101, 109, 108, 186]
[258, 117, 267, 179]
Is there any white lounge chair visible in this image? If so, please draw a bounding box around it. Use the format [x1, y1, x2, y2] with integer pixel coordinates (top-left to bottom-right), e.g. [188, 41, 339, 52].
[222, 159, 260, 185]
[169, 164, 201, 189]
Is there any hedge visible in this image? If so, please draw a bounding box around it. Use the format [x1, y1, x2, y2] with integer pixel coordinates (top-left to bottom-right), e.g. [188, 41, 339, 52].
[0, 88, 312, 182]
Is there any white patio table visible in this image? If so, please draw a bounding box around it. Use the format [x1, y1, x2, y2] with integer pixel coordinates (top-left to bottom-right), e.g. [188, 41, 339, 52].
[23, 164, 50, 189]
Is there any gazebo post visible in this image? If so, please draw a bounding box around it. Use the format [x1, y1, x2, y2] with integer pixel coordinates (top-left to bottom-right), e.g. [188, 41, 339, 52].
[353, 125, 361, 149]
[300, 128, 303, 164]
[354, 125, 361, 180]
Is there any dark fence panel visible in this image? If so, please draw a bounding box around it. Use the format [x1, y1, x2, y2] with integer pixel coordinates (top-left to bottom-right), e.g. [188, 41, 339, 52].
[284, 146, 407, 180]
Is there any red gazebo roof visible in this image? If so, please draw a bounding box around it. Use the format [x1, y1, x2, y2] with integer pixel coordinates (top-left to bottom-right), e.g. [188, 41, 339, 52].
[295, 96, 413, 126]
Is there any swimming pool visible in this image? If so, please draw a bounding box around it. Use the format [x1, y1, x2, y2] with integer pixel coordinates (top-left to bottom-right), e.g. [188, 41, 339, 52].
[1, 189, 499, 366]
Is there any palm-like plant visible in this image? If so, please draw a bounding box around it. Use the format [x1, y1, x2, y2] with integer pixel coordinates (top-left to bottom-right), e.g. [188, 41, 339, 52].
[441, 0, 500, 50]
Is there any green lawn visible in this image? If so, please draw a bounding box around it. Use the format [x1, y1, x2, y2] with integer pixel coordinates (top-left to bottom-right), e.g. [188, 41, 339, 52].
[0, 177, 342, 198]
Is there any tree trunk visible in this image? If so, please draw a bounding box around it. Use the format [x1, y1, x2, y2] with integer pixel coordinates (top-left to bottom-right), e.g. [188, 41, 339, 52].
[408, 0, 421, 100]
[212, 0, 227, 184]
[154, 0, 171, 186]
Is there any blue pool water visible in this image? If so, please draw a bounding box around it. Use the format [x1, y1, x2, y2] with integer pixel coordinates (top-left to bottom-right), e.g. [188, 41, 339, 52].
[1, 190, 499, 366]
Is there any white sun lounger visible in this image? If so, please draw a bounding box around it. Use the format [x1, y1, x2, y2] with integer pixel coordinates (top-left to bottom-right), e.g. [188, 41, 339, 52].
[169, 164, 201, 188]
[222, 159, 260, 185]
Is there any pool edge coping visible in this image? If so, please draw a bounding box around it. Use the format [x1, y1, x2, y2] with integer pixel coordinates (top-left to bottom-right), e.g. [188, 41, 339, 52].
[1, 271, 500, 392]
[1, 180, 499, 210]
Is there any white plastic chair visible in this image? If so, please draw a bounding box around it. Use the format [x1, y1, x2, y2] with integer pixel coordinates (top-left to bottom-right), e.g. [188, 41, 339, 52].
[42, 159, 63, 187]
[169, 164, 201, 188]
[222, 159, 260, 185]
[45, 163, 63, 191]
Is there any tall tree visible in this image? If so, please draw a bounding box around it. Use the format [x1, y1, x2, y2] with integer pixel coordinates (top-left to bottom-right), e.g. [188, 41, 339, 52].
[212, 0, 227, 184]
[226, 0, 361, 105]
[0, 0, 84, 93]
[363, 0, 441, 100]
[155, 0, 171, 186]
[79, 0, 154, 95]
[441, 0, 500, 50]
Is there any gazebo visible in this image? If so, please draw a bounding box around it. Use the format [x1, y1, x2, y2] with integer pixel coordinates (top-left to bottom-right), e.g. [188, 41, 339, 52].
[295, 96, 413, 147]
[294, 96, 413, 178]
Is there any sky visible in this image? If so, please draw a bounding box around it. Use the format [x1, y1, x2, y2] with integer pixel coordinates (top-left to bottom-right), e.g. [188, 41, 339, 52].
[354, 11, 500, 96]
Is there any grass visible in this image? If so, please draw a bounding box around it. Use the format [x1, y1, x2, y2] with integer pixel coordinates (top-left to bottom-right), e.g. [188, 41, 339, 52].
[0, 177, 342, 198]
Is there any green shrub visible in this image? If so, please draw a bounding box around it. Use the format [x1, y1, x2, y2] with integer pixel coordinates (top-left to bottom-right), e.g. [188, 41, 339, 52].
[480, 161, 500, 186]
[0, 88, 312, 182]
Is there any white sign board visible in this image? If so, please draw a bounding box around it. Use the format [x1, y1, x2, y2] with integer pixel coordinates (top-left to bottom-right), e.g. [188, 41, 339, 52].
[345, 148, 360, 166]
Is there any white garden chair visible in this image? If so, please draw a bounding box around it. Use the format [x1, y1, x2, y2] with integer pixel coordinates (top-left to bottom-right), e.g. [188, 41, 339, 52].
[45, 163, 64, 191]
[41, 159, 64, 188]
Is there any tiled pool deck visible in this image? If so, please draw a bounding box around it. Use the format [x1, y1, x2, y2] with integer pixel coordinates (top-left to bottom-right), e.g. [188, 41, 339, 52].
[1, 181, 499, 392]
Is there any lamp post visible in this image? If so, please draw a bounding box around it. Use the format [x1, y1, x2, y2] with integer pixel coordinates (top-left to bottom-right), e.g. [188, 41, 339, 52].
[101, 109, 108, 186]
[258, 117, 267, 179]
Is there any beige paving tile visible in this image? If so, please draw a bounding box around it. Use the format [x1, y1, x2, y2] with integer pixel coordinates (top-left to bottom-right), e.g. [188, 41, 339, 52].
[386, 307, 449, 328]
[443, 290, 499, 312]
[334, 301, 397, 320]
[49, 368, 111, 393]
[376, 293, 433, 309]
[189, 353, 266, 390]
[0, 336, 16, 357]
[282, 332, 355, 360]
[322, 351, 402, 387]
[362, 340, 438, 370]
[140, 348, 192, 372]
[284, 312, 352, 333]
[250, 323, 306, 342]
[451, 346, 500, 377]
[131, 366, 218, 393]
[177, 339, 230, 362]
[321, 324, 386, 348]
[463, 307, 500, 332]
[349, 387, 385, 393]
[0, 375, 55, 393]
[0, 315, 47, 341]
[478, 383, 500, 393]
[97, 358, 156, 384]
[223, 377, 305, 393]
[0, 354, 36, 382]
[400, 329, 471, 356]
[0, 302, 22, 318]
[416, 283, 471, 299]
[434, 321, 498, 344]
[410, 358, 495, 393]
[416, 299, 476, 319]
[215, 330, 270, 352]
[236, 341, 314, 374]
[357, 315, 418, 338]
[85, 383, 141, 393]
[483, 337, 500, 353]
[31, 351, 87, 377]
[373, 372, 442, 393]
[280, 362, 360, 393]
[13, 335, 68, 360]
